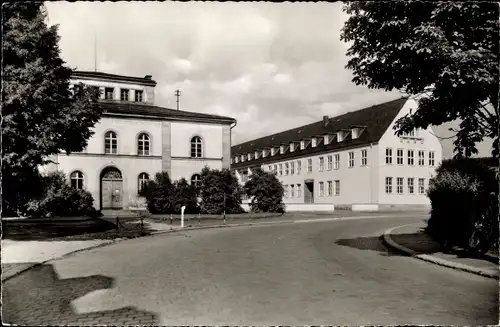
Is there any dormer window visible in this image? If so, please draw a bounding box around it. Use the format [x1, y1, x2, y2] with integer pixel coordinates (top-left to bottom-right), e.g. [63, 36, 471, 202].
[337, 131, 346, 142]
[271, 147, 276, 156]
[324, 135, 330, 145]
[247, 153, 252, 161]
[300, 140, 305, 150]
[235, 156, 239, 163]
[280, 145, 285, 154]
[311, 138, 317, 148]
[290, 142, 295, 152]
[262, 149, 267, 158]
[241, 154, 245, 162]
[254, 151, 259, 159]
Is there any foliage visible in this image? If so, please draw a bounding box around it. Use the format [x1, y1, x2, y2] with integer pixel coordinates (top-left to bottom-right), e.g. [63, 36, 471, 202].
[244, 168, 285, 213]
[25, 171, 100, 218]
[199, 167, 244, 214]
[426, 158, 498, 253]
[171, 178, 199, 214]
[341, 1, 499, 158]
[2, 3, 102, 214]
[139, 172, 175, 214]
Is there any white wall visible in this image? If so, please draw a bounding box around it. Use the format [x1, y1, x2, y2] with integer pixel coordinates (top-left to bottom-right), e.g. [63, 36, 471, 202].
[170, 122, 224, 159]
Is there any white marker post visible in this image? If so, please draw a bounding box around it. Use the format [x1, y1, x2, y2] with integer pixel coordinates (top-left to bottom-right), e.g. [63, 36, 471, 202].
[181, 205, 186, 228]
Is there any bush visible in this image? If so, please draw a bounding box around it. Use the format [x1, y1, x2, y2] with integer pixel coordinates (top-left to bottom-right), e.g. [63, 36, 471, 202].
[199, 167, 244, 214]
[139, 172, 199, 214]
[244, 168, 285, 213]
[426, 158, 498, 253]
[25, 171, 100, 218]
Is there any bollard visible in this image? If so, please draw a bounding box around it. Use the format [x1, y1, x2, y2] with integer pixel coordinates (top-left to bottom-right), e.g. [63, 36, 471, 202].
[181, 206, 186, 228]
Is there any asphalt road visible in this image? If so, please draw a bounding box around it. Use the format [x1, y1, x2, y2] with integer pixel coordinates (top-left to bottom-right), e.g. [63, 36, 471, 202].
[3, 215, 498, 325]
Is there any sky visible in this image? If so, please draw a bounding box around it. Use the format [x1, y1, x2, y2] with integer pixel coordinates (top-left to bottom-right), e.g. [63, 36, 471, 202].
[45, 1, 493, 158]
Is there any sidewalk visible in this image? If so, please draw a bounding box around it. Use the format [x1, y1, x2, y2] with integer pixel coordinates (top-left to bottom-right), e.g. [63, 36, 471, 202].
[383, 223, 499, 279]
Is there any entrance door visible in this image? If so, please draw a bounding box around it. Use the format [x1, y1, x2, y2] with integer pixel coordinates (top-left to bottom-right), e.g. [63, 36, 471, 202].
[304, 181, 314, 204]
[101, 168, 123, 209]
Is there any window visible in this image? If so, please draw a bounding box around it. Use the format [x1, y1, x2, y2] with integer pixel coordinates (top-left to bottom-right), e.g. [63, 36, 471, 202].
[268, 165, 272, 172]
[279, 164, 283, 176]
[138, 173, 150, 192]
[297, 160, 301, 174]
[407, 150, 414, 165]
[70, 171, 84, 189]
[418, 178, 425, 194]
[327, 181, 333, 196]
[319, 182, 324, 197]
[429, 151, 435, 166]
[273, 164, 277, 173]
[348, 151, 354, 168]
[319, 157, 324, 171]
[418, 150, 425, 166]
[361, 149, 368, 166]
[307, 159, 312, 172]
[290, 185, 295, 198]
[297, 184, 302, 198]
[105, 87, 114, 100]
[191, 174, 201, 188]
[135, 90, 143, 102]
[120, 88, 129, 101]
[190, 136, 202, 158]
[334, 180, 340, 196]
[385, 148, 393, 164]
[104, 131, 118, 154]
[408, 178, 415, 194]
[397, 149, 404, 165]
[334, 154, 340, 169]
[385, 177, 393, 194]
[285, 163, 289, 175]
[397, 177, 404, 194]
[327, 155, 333, 170]
[291, 162, 295, 175]
[137, 133, 150, 156]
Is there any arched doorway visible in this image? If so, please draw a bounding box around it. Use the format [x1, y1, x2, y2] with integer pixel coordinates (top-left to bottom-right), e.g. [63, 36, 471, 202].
[100, 167, 123, 209]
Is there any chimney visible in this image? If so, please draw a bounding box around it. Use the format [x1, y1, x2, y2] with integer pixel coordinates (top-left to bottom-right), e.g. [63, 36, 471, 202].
[323, 115, 329, 127]
[144, 75, 152, 80]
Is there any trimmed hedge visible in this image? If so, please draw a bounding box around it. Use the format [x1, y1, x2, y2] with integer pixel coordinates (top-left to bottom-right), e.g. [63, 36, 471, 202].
[426, 158, 498, 253]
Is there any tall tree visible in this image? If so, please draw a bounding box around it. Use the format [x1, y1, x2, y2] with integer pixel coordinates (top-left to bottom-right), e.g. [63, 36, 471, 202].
[341, 1, 499, 158]
[2, 3, 102, 214]
[199, 167, 243, 214]
[244, 168, 285, 213]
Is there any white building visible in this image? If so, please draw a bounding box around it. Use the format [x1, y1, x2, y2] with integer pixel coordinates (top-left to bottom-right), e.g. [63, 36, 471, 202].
[42, 71, 236, 211]
[231, 97, 443, 212]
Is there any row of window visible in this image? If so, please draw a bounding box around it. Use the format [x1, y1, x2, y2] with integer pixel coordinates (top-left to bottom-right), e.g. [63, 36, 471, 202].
[103, 87, 144, 102]
[385, 177, 426, 195]
[69, 171, 202, 191]
[265, 149, 368, 177]
[385, 148, 435, 166]
[101, 132, 203, 158]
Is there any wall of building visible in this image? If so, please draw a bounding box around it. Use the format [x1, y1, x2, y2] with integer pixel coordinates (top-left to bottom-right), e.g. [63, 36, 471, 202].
[56, 154, 162, 209]
[71, 78, 154, 104]
[377, 98, 443, 206]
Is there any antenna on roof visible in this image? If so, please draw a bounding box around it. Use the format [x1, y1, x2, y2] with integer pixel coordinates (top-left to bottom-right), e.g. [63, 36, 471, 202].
[175, 89, 181, 111]
[93, 31, 97, 72]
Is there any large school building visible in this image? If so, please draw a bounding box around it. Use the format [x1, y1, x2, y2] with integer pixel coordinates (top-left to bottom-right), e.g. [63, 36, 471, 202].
[230, 97, 443, 212]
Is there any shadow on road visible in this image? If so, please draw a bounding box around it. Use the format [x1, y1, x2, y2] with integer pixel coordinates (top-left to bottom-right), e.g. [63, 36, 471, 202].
[335, 235, 408, 257]
[3, 263, 159, 325]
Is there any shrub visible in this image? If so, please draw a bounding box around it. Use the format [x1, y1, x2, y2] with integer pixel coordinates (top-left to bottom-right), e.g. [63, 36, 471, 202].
[426, 158, 498, 253]
[171, 178, 199, 214]
[25, 171, 100, 218]
[244, 168, 285, 213]
[139, 171, 175, 214]
[199, 167, 244, 214]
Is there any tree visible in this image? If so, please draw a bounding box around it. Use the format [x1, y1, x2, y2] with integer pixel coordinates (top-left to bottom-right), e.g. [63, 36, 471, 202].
[171, 178, 199, 214]
[199, 167, 244, 214]
[244, 168, 285, 213]
[2, 3, 102, 214]
[341, 1, 499, 158]
[139, 172, 175, 214]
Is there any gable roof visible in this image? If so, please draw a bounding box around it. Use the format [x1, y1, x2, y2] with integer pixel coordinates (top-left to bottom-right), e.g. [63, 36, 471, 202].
[72, 71, 157, 87]
[231, 97, 408, 168]
[99, 100, 236, 124]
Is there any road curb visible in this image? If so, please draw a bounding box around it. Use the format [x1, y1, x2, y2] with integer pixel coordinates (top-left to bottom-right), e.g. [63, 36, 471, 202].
[382, 225, 499, 280]
[2, 214, 423, 282]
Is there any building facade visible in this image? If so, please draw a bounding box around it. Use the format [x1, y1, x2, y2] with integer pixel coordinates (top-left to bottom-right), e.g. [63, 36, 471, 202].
[42, 71, 236, 210]
[231, 97, 443, 212]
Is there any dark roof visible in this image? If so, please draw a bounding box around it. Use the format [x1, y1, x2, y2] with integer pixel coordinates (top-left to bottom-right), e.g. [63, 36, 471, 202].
[99, 100, 236, 124]
[231, 97, 408, 168]
[72, 71, 157, 86]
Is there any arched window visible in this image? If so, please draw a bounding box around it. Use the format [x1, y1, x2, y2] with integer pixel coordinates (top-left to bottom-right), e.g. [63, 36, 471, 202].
[190, 136, 202, 158]
[70, 171, 84, 189]
[137, 133, 150, 156]
[138, 173, 150, 192]
[191, 174, 201, 188]
[104, 131, 118, 154]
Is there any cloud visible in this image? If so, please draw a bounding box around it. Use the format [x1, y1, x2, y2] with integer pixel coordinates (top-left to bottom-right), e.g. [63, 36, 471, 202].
[44, 2, 490, 157]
